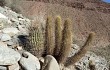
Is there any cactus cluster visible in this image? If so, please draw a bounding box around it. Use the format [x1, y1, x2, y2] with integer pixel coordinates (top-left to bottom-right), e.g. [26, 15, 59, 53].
[44, 16, 73, 65]
[24, 15, 95, 68]
[44, 16, 96, 68]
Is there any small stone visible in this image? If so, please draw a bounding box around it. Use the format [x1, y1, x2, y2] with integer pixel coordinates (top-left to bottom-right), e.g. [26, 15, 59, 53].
[2, 28, 19, 36]
[19, 52, 40, 70]
[0, 13, 8, 19]
[42, 55, 60, 70]
[8, 63, 19, 70]
[68, 44, 80, 57]
[1, 34, 11, 41]
[0, 22, 3, 29]
[17, 25, 29, 35]
[0, 41, 7, 47]
[71, 44, 80, 50]
[16, 46, 23, 50]
[6, 41, 14, 46]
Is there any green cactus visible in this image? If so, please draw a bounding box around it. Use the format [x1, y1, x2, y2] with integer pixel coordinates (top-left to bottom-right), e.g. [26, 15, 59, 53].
[54, 16, 62, 58]
[26, 23, 44, 57]
[57, 18, 72, 64]
[44, 16, 55, 55]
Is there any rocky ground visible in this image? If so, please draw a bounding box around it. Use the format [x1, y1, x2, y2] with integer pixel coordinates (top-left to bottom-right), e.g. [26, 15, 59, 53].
[0, 6, 109, 70]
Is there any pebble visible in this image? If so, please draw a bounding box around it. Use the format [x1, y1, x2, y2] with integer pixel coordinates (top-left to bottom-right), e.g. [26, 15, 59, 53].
[2, 28, 19, 36]
[1, 34, 11, 41]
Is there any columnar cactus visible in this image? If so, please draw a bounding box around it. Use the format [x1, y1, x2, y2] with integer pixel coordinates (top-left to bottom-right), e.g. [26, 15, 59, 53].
[68, 32, 95, 66]
[57, 18, 72, 64]
[54, 16, 62, 58]
[45, 16, 55, 55]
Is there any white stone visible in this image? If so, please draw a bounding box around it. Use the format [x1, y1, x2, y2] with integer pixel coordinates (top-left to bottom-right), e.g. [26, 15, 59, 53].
[0, 42, 7, 47]
[19, 52, 40, 70]
[0, 13, 8, 19]
[1, 34, 11, 41]
[42, 55, 60, 70]
[2, 28, 19, 36]
[68, 44, 80, 57]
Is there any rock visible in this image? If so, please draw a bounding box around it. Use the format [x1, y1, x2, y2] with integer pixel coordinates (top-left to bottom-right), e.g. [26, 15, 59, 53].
[6, 40, 14, 46]
[0, 18, 11, 29]
[0, 41, 7, 47]
[68, 44, 80, 57]
[19, 52, 40, 70]
[0, 20, 4, 29]
[2, 28, 19, 36]
[8, 63, 19, 70]
[0, 42, 21, 65]
[39, 57, 44, 68]
[0, 13, 8, 19]
[0, 66, 7, 70]
[75, 52, 109, 70]
[16, 46, 23, 50]
[71, 44, 80, 50]
[1, 34, 11, 41]
[17, 25, 29, 35]
[42, 55, 60, 70]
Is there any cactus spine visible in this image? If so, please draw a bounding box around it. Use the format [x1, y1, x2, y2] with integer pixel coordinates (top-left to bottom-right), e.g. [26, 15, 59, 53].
[45, 16, 55, 55]
[57, 18, 72, 64]
[54, 16, 62, 57]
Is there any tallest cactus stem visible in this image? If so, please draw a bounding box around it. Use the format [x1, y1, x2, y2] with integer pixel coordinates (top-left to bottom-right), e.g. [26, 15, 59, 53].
[54, 16, 62, 58]
[57, 18, 72, 64]
[45, 16, 55, 55]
